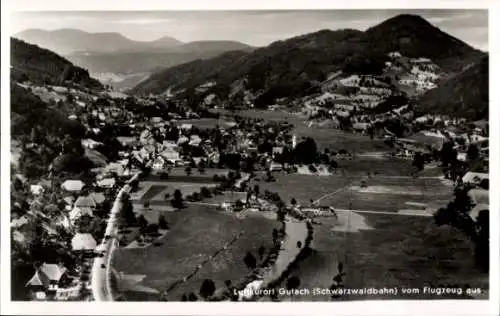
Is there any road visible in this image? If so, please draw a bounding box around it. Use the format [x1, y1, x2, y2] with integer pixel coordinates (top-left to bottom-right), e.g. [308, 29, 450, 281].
[333, 208, 433, 217]
[91, 173, 141, 301]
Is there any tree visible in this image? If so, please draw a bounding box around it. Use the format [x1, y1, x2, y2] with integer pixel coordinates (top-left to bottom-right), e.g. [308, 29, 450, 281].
[158, 215, 169, 230]
[171, 189, 184, 209]
[412, 152, 425, 172]
[368, 126, 375, 140]
[188, 292, 198, 301]
[199, 279, 216, 300]
[467, 144, 479, 161]
[137, 215, 148, 230]
[243, 252, 257, 270]
[475, 210, 489, 272]
[433, 185, 487, 270]
[272, 228, 279, 244]
[200, 187, 212, 198]
[293, 137, 318, 164]
[286, 276, 301, 292]
[308, 164, 317, 173]
[253, 185, 260, 197]
[440, 141, 458, 167]
[235, 199, 244, 210]
[120, 195, 136, 226]
[258, 245, 266, 260]
[479, 179, 489, 190]
[192, 192, 202, 201]
[338, 262, 344, 274]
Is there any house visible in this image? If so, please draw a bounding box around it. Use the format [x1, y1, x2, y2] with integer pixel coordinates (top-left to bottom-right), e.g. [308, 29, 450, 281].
[116, 136, 139, 147]
[469, 203, 489, 222]
[468, 188, 489, 205]
[61, 180, 85, 192]
[462, 172, 489, 186]
[189, 135, 202, 146]
[89, 192, 106, 205]
[269, 162, 283, 172]
[457, 152, 467, 162]
[220, 201, 234, 212]
[272, 146, 284, 157]
[470, 134, 488, 144]
[11, 215, 29, 228]
[74, 196, 97, 209]
[85, 148, 108, 167]
[26, 263, 69, 299]
[81, 139, 103, 149]
[69, 207, 94, 222]
[105, 163, 125, 176]
[153, 156, 166, 170]
[63, 196, 75, 206]
[150, 117, 163, 124]
[71, 233, 97, 252]
[352, 122, 370, 133]
[30, 185, 45, 196]
[160, 149, 181, 163]
[180, 124, 193, 131]
[97, 178, 116, 188]
[177, 136, 189, 144]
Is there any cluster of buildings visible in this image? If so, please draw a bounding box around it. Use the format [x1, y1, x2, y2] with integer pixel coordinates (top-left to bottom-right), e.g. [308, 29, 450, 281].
[12, 166, 130, 300]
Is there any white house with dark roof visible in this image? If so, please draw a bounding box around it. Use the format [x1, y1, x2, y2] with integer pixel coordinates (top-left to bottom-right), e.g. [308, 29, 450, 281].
[89, 192, 106, 205]
[61, 180, 85, 192]
[30, 185, 45, 196]
[74, 196, 97, 209]
[71, 233, 97, 252]
[462, 172, 488, 186]
[97, 177, 116, 188]
[26, 263, 69, 300]
[69, 207, 94, 223]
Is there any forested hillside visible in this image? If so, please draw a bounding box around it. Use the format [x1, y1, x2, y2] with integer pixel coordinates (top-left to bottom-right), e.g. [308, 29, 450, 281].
[11, 38, 102, 89]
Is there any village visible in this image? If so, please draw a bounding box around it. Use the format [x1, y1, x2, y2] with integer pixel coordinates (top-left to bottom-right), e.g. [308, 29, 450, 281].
[10, 63, 489, 301]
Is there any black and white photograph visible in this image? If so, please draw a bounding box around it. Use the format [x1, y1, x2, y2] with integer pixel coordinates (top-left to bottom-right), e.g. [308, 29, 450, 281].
[1, 1, 498, 315]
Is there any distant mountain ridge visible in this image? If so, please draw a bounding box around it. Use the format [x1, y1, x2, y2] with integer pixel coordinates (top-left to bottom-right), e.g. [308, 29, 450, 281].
[131, 14, 485, 99]
[15, 28, 184, 55]
[65, 41, 254, 75]
[14, 28, 254, 89]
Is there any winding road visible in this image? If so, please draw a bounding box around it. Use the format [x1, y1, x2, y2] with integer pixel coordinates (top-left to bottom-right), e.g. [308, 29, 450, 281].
[91, 173, 141, 301]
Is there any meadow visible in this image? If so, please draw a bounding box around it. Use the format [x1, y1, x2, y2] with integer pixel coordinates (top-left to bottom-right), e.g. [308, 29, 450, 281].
[112, 205, 279, 300]
[279, 213, 488, 301]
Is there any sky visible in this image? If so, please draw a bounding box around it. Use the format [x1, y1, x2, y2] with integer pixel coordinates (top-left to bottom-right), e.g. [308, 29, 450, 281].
[11, 10, 488, 50]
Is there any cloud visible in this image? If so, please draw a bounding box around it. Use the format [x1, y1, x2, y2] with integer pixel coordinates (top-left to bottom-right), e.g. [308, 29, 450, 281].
[108, 18, 174, 25]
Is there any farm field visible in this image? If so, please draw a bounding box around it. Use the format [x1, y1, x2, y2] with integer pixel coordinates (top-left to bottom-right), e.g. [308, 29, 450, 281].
[249, 173, 353, 206]
[202, 191, 247, 204]
[321, 177, 453, 213]
[249, 172, 452, 213]
[130, 181, 217, 203]
[279, 213, 488, 301]
[336, 158, 415, 176]
[112, 205, 279, 301]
